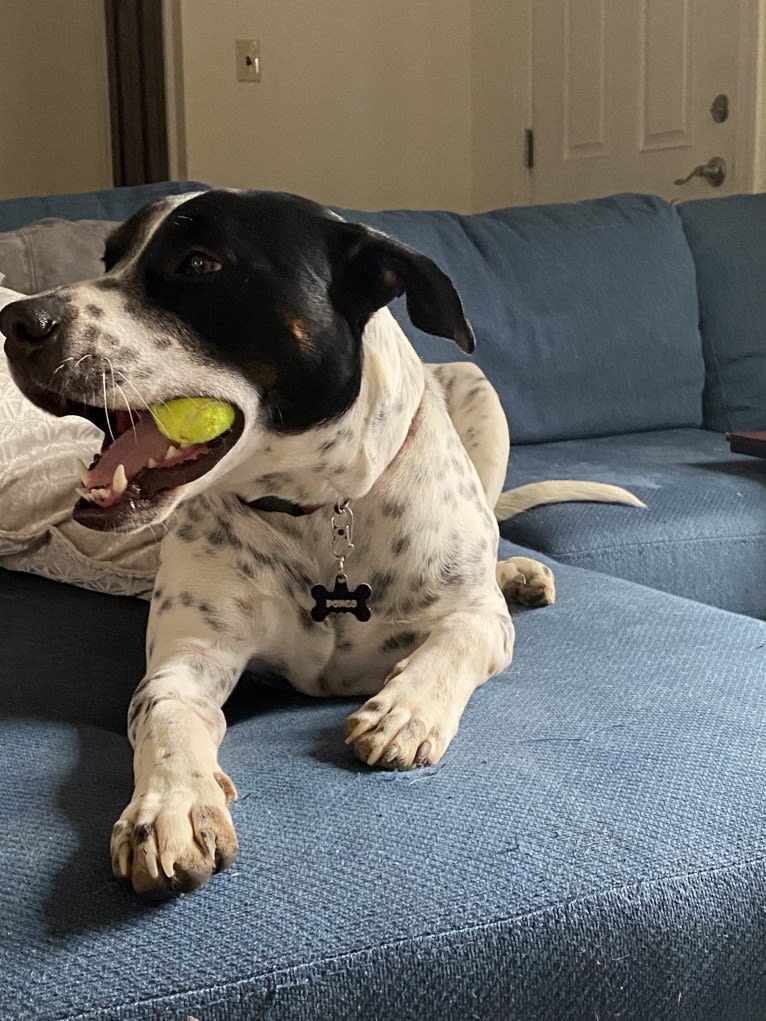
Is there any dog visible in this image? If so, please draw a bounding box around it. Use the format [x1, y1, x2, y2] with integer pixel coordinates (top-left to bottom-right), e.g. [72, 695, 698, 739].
[0, 190, 641, 898]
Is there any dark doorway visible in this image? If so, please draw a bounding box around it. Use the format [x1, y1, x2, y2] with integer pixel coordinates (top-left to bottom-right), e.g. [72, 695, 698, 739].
[104, 0, 169, 186]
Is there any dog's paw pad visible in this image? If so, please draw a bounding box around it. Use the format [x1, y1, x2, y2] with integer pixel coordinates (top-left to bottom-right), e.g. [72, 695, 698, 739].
[497, 556, 556, 607]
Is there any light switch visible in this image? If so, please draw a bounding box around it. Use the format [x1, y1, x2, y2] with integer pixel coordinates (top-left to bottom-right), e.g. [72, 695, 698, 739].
[236, 39, 261, 82]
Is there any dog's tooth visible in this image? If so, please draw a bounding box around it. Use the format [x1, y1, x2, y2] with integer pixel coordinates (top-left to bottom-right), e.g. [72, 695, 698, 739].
[76, 459, 93, 487]
[75, 486, 93, 501]
[112, 463, 128, 495]
[147, 457, 158, 469]
[165, 445, 179, 460]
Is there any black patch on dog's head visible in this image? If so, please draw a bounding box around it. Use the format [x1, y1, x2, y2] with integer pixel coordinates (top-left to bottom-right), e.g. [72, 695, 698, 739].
[109, 190, 473, 432]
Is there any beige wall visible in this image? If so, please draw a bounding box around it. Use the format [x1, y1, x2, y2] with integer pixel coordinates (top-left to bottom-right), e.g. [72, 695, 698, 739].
[0, 1, 112, 201]
[168, 0, 529, 212]
[0, 0, 534, 213]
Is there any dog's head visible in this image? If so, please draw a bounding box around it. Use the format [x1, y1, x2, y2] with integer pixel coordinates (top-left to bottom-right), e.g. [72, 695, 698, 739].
[0, 189, 473, 532]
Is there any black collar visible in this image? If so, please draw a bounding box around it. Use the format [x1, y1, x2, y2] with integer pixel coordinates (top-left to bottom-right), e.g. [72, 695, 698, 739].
[242, 495, 322, 517]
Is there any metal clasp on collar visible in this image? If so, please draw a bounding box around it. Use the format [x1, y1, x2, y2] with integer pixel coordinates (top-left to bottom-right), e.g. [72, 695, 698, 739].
[331, 499, 354, 577]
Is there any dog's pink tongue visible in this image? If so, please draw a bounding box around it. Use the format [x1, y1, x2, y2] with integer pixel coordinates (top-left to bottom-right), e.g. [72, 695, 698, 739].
[89, 413, 171, 486]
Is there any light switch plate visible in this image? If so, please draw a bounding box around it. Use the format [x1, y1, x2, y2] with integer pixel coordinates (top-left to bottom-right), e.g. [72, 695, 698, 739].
[236, 39, 261, 82]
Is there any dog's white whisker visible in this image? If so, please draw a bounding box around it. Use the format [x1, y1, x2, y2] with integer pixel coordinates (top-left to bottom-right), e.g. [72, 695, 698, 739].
[113, 381, 130, 414]
[101, 371, 116, 442]
[51, 356, 75, 379]
[111, 380, 139, 440]
[102, 355, 121, 417]
[115, 372, 154, 418]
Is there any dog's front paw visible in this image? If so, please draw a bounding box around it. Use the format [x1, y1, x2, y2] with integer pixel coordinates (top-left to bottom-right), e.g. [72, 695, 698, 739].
[345, 682, 453, 771]
[111, 770, 239, 900]
[497, 555, 556, 607]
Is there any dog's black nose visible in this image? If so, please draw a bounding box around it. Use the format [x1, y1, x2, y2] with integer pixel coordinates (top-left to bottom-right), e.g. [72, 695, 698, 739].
[0, 297, 61, 357]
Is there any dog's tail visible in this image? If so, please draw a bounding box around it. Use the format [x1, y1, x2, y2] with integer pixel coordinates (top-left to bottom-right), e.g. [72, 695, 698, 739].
[495, 480, 646, 521]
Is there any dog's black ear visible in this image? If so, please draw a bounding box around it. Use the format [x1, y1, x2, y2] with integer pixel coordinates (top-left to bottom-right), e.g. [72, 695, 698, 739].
[330, 224, 475, 353]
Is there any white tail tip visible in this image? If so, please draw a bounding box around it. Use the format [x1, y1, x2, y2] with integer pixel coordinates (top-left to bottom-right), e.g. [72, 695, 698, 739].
[495, 480, 646, 521]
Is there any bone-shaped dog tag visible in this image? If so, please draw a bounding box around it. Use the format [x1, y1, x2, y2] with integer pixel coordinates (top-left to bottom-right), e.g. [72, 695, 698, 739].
[311, 574, 372, 622]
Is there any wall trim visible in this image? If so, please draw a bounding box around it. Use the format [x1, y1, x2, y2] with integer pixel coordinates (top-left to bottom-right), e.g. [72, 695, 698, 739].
[162, 0, 187, 181]
[754, 0, 766, 190]
[104, 0, 169, 186]
[737, 0, 766, 192]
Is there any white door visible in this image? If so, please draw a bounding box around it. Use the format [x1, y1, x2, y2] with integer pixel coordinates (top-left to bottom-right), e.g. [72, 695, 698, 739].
[530, 0, 751, 203]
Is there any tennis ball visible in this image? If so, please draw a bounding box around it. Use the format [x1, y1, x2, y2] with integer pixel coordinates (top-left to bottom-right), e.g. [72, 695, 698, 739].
[150, 397, 235, 445]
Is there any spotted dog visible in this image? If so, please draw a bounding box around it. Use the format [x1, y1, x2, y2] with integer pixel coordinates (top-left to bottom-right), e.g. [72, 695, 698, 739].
[1, 190, 639, 899]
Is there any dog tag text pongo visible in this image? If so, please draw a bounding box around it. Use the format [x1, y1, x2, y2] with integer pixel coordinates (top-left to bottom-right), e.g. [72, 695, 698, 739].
[311, 574, 372, 623]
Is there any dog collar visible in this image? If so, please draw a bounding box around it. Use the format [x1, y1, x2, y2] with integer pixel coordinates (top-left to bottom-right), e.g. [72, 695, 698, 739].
[242, 400, 422, 518]
[246, 495, 323, 516]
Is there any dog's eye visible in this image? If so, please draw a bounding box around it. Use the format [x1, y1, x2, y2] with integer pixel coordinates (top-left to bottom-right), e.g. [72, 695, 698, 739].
[179, 251, 222, 275]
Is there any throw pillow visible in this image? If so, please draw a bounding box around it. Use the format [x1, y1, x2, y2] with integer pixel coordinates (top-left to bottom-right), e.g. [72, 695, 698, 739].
[0, 217, 117, 293]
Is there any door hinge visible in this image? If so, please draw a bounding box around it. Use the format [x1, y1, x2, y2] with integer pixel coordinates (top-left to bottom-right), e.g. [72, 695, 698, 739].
[524, 128, 535, 170]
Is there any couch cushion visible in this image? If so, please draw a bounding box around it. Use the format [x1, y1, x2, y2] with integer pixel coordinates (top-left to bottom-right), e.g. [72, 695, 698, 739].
[679, 194, 766, 433]
[3, 552, 766, 1019]
[0, 217, 118, 293]
[0, 180, 208, 233]
[499, 428, 766, 617]
[340, 194, 704, 443]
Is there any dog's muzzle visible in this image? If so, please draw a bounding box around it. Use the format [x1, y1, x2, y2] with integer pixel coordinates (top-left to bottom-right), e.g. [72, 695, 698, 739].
[1, 296, 245, 533]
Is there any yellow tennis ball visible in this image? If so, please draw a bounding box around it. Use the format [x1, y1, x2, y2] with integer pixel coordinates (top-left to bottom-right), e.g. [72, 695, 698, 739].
[150, 397, 235, 445]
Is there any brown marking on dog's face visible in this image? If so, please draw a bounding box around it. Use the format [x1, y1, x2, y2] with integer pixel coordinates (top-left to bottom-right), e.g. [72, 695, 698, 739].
[280, 312, 314, 355]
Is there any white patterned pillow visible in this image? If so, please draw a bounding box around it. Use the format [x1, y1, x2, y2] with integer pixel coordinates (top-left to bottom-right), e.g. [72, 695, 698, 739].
[0, 284, 158, 598]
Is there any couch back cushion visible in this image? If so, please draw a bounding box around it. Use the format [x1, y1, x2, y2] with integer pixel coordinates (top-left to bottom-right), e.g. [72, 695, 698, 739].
[0, 180, 207, 233]
[679, 194, 766, 433]
[341, 194, 704, 443]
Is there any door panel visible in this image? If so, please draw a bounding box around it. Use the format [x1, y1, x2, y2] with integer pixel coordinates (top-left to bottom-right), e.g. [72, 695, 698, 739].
[640, 0, 693, 152]
[532, 0, 741, 203]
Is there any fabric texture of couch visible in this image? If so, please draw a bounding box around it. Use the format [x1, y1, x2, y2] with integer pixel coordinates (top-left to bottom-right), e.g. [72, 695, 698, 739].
[4, 549, 766, 1021]
[1, 181, 765, 1020]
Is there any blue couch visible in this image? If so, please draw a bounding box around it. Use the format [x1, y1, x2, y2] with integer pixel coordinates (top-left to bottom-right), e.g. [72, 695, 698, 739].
[1, 183, 765, 1020]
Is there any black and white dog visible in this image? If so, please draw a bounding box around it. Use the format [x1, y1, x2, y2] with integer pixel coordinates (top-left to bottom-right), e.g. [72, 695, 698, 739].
[1, 190, 638, 898]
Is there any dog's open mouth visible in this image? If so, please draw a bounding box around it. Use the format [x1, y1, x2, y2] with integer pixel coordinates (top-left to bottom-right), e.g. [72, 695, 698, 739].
[22, 385, 244, 530]
[75, 402, 243, 530]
